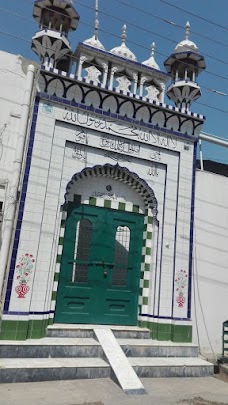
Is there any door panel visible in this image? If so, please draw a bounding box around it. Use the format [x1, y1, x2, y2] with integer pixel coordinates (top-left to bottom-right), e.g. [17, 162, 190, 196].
[55, 204, 144, 325]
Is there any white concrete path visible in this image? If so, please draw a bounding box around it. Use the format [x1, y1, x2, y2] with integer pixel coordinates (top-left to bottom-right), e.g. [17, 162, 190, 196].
[94, 328, 145, 395]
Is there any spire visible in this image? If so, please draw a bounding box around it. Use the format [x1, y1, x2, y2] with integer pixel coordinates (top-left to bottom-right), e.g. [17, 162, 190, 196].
[185, 21, 190, 41]
[121, 24, 127, 45]
[110, 24, 137, 61]
[83, 0, 105, 50]
[151, 42, 155, 58]
[142, 41, 160, 70]
[94, 0, 99, 40]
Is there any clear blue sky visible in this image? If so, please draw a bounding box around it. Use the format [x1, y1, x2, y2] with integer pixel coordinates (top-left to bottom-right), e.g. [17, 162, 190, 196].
[0, 0, 227, 164]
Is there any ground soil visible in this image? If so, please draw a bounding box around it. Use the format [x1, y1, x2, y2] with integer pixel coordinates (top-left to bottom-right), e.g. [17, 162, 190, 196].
[179, 372, 228, 405]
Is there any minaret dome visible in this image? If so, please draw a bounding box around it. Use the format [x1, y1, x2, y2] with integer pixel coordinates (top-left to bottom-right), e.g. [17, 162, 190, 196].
[164, 22, 206, 111]
[32, 0, 80, 72]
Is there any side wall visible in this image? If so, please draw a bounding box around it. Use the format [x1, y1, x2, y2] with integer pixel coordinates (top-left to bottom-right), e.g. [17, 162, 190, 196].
[193, 170, 228, 356]
[0, 52, 31, 240]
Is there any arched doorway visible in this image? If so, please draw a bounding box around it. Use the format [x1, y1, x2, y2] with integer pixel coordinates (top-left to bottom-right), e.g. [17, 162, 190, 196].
[54, 164, 158, 326]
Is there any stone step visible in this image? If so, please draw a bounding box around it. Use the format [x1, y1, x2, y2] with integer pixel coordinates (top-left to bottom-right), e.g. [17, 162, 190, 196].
[47, 324, 150, 339]
[0, 358, 110, 384]
[118, 339, 198, 358]
[129, 357, 214, 378]
[0, 338, 102, 358]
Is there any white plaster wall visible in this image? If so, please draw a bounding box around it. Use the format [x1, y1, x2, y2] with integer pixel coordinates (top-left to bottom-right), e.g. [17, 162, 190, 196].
[7, 100, 194, 324]
[0, 51, 37, 233]
[193, 170, 228, 356]
[0, 52, 28, 180]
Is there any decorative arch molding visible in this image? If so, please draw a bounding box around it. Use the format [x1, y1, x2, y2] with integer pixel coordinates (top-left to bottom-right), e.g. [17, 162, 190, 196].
[39, 71, 204, 137]
[64, 163, 159, 225]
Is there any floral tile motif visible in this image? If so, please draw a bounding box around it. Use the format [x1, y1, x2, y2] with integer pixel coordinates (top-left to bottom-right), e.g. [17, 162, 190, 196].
[175, 269, 188, 308]
[15, 254, 35, 298]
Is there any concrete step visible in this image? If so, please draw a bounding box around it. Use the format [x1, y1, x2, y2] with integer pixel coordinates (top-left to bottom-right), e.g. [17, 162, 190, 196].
[129, 357, 214, 378]
[47, 324, 150, 339]
[0, 338, 102, 358]
[0, 358, 110, 383]
[118, 339, 198, 358]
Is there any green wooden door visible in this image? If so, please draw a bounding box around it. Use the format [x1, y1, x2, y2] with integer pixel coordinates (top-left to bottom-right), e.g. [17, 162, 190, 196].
[55, 204, 144, 325]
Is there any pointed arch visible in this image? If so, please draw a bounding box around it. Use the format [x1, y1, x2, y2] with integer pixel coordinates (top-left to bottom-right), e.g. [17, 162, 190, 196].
[64, 163, 159, 225]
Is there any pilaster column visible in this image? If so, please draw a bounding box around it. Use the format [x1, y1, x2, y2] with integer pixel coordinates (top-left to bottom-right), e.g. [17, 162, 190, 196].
[139, 75, 148, 98]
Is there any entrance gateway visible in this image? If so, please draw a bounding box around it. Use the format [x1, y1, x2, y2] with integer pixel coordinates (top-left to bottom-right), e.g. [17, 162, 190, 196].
[55, 204, 144, 325]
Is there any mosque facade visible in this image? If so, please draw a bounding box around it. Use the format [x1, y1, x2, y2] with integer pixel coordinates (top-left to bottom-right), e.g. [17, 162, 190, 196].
[0, 0, 208, 343]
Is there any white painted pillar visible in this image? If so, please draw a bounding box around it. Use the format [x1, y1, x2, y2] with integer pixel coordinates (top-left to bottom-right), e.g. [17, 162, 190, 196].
[102, 65, 108, 88]
[133, 74, 138, 95]
[109, 67, 115, 91]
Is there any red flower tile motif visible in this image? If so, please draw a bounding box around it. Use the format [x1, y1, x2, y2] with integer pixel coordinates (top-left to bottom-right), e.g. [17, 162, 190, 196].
[175, 270, 188, 308]
[15, 254, 35, 298]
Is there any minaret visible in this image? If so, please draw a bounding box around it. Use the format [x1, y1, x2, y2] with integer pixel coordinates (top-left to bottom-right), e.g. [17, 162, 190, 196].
[164, 22, 206, 111]
[31, 0, 80, 72]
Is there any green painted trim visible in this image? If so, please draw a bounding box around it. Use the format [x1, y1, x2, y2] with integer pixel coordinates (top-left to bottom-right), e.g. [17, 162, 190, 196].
[137, 320, 192, 343]
[0, 319, 49, 341]
[142, 297, 148, 305]
[118, 202, 126, 211]
[104, 200, 111, 209]
[143, 280, 149, 288]
[171, 324, 192, 343]
[56, 254, 62, 264]
[59, 237, 64, 246]
[89, 197, 97, 206]
[52, 291, 57, 300]
[144, 263, 150, 271]
[133, 205, 139, 213]
[27, 319, 49, 339]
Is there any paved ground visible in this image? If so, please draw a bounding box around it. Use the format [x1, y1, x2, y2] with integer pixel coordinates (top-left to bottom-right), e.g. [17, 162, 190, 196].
[0, 376, 228, 405]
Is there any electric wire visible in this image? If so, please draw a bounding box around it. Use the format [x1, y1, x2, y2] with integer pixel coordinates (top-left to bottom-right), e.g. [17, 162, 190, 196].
[108, 0, 228, 50]
[1, 3, 228, 116]
[160, 0, 228, 32]
[21, 0, 228, 71]
[1, 27, 228, 116]
[2, 0, 228, 98]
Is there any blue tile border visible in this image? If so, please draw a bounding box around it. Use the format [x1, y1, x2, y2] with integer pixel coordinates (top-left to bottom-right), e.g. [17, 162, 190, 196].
[157, 168, 168, 317]
[3, 96, 40, 313]
[187, 141, 198, 319]
[38, 91, 200, 143]
[139, 314, 190, 321]
[2, 311, 55, 316]
[171, 155, 181, 317]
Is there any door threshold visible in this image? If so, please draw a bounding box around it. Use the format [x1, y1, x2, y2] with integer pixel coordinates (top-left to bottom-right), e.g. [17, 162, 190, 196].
[48, 324, 149, 331]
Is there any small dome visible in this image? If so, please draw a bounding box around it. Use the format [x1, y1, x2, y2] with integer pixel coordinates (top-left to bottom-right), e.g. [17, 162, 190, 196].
[83, 4, 105, 51]
[174, 22, 199, 53]
[142, 42, 160, 70]
[110, 25, 137, 62]
[83, 35, 105, 51]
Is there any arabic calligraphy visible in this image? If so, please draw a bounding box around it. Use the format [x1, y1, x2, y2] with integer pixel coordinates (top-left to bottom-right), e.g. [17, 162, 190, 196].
[104, 152, 132, 162]
[148, 165, 159, 177]
[91, 191, 126, 201]
[100, 136, 140, 156]
[72, 145, 86, 161]
[75, 129, 88, 144]
[62, 109, 177, 150]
